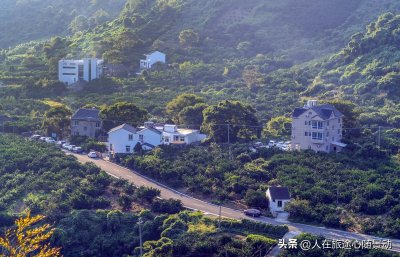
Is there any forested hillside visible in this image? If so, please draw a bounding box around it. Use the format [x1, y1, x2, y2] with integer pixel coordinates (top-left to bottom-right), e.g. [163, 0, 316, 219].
[0, 0, 126, 48]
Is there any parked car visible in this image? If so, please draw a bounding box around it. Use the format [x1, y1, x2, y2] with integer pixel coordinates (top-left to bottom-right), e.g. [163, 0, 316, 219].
[268, 140, 276, 147]
[72, 146, 83, 153]
[45, 137, 56, 143]
[30, 134, 41, 140]
[62, 143, 70, 149]
[56, 140, 66, 147]
[39, 136, 47, 141]
[66, 145, 76, 151]
[244, 209, 262, 217]
[88, 151, 98, 158]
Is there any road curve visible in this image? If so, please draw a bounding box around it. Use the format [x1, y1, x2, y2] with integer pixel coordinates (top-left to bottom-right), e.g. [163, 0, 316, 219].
[69, 153, 400, 253]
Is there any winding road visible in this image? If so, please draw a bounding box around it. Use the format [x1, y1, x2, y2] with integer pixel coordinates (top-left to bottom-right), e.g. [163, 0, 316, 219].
[69, 152, 400, 254]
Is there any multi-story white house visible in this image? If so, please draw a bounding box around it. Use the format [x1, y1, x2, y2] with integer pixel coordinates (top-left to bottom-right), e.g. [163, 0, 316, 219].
[140, 51, 166, 70]
[58, 58, 104, 85]
[291, 100, 347, 153]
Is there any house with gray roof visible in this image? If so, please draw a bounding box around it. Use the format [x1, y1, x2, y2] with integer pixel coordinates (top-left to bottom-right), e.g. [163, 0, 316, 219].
[71, 108, 102, 138]
[291, 100, 346, 153]
[266, 186, 291, 217]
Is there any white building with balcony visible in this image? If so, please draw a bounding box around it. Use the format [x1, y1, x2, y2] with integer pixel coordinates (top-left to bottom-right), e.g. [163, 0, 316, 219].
[58, 58, 104, 86]
[162, 124, 206, 145]
[140, 51, 166, 70]
[291, 100, 347, 153]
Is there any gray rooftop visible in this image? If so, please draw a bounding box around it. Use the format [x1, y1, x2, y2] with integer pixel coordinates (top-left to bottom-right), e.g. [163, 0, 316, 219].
[109, 123, 137, 134]
[292, 104, 343, 120]
[268, 186, 290, 200]
[72, 108, 101, 121]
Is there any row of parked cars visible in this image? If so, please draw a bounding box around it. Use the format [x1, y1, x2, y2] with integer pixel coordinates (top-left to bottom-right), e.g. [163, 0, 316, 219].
[251, 140, 291, 151]
[30, 134, 88, 155]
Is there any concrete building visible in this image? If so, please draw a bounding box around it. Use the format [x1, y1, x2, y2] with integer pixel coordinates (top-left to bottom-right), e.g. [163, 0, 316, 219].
[266, 186, 291, 217]
[71, 108, 102, 138]
[291, 100, 347, 153]
[140, 51, 166, 70]
[58, 58, 104, 85]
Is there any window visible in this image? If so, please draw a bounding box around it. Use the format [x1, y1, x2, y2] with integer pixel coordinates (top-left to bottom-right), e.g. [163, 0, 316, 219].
[96, 122, 100, 128]
[309, 121, 311, 125]
[164, 137, 170, 143]
[139, 135, 144, 141]
[74, 120, 79, 126]
[173, 135, 179, 141]
[338, 129, 340, 134]
[126, 145, 131, 153]
[327, 131, 329, 137]
[338, 118, 341, 123]
[305, 132, 308, 136]
[277, 201, 282, 208]
[326, 146, 329, 151]
[311, 121, 323, 129]
[83, 126, 87, 131]
[327, 121, 330, 126]
[312, 132, 323, 140]
[180, 137, 185, 142]
[128, 134, 133, 141]
[305, 121, 308, 125]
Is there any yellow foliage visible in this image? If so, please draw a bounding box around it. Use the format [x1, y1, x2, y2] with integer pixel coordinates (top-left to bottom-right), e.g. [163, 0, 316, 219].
[188, 223, 216, 234]
[0, 211, 62, 257]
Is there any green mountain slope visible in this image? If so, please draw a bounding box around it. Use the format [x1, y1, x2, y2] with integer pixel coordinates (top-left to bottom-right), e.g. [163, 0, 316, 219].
[0, 0, 126, 48]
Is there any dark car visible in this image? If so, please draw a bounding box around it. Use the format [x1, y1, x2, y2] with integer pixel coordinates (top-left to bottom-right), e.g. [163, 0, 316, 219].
[244, 209, 262, 217]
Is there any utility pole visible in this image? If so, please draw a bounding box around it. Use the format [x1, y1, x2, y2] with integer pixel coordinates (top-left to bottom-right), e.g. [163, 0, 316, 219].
[138, 218, 143, 257]
[218, 205, 222, 231]
[378, 126, 381, 148]
[227, 124, 232, 160]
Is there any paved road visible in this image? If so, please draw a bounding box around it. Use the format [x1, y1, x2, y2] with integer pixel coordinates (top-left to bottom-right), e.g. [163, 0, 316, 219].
[70, 153, 400, 253]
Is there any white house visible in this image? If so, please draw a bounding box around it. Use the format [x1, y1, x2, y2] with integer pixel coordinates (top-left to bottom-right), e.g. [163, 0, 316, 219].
[291, 100, 347, 153]
[140, 51, 166, 70]
[108, 124, 139, 154]
[266, 186, 291, 217]
[137, 126, 163, 150]
[58, 58, 104, 85]
[162, 124, 206, 145]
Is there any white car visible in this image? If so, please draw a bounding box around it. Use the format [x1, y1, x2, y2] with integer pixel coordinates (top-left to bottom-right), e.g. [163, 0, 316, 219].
[88, 152, 98, 158]
[72, 146, 83, 153]
[45, 138, 56, 143]
[62, 143, 70, 149]
[39, 136, 47, 141]
[66, 145, 76, 151]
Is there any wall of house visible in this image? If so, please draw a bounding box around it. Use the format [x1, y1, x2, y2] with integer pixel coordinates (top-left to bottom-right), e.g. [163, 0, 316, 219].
[266, 190, 290, 216]
[58, 60, 79, 85]
[291, 110, 342, 153]
[71, 120, 101, 138]
[148, 52, 166, 67]
[138, 129, 162, 147]
[108, 129, 139, 154]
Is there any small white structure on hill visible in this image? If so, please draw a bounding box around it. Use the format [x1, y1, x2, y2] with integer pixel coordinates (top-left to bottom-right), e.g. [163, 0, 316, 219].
[140, 51, 166, 70]
[266, 186, 291, 217]
[58, 58, 104, 85]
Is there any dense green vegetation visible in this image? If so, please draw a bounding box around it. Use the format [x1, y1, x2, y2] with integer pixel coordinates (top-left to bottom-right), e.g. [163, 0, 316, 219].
[0, 134, 293, 257]
[117, 142, 400, 238]
[0, 0, 126, 48]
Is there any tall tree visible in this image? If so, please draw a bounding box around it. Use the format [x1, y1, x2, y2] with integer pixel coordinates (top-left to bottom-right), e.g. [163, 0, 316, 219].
[100, 102, 148, 131]
[42, 105, 72, 138]
[262, 116, 291, 139]
[177, 103, 208, 126]
[166, 94, 205, 124]
[202, 100, 259, 143]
